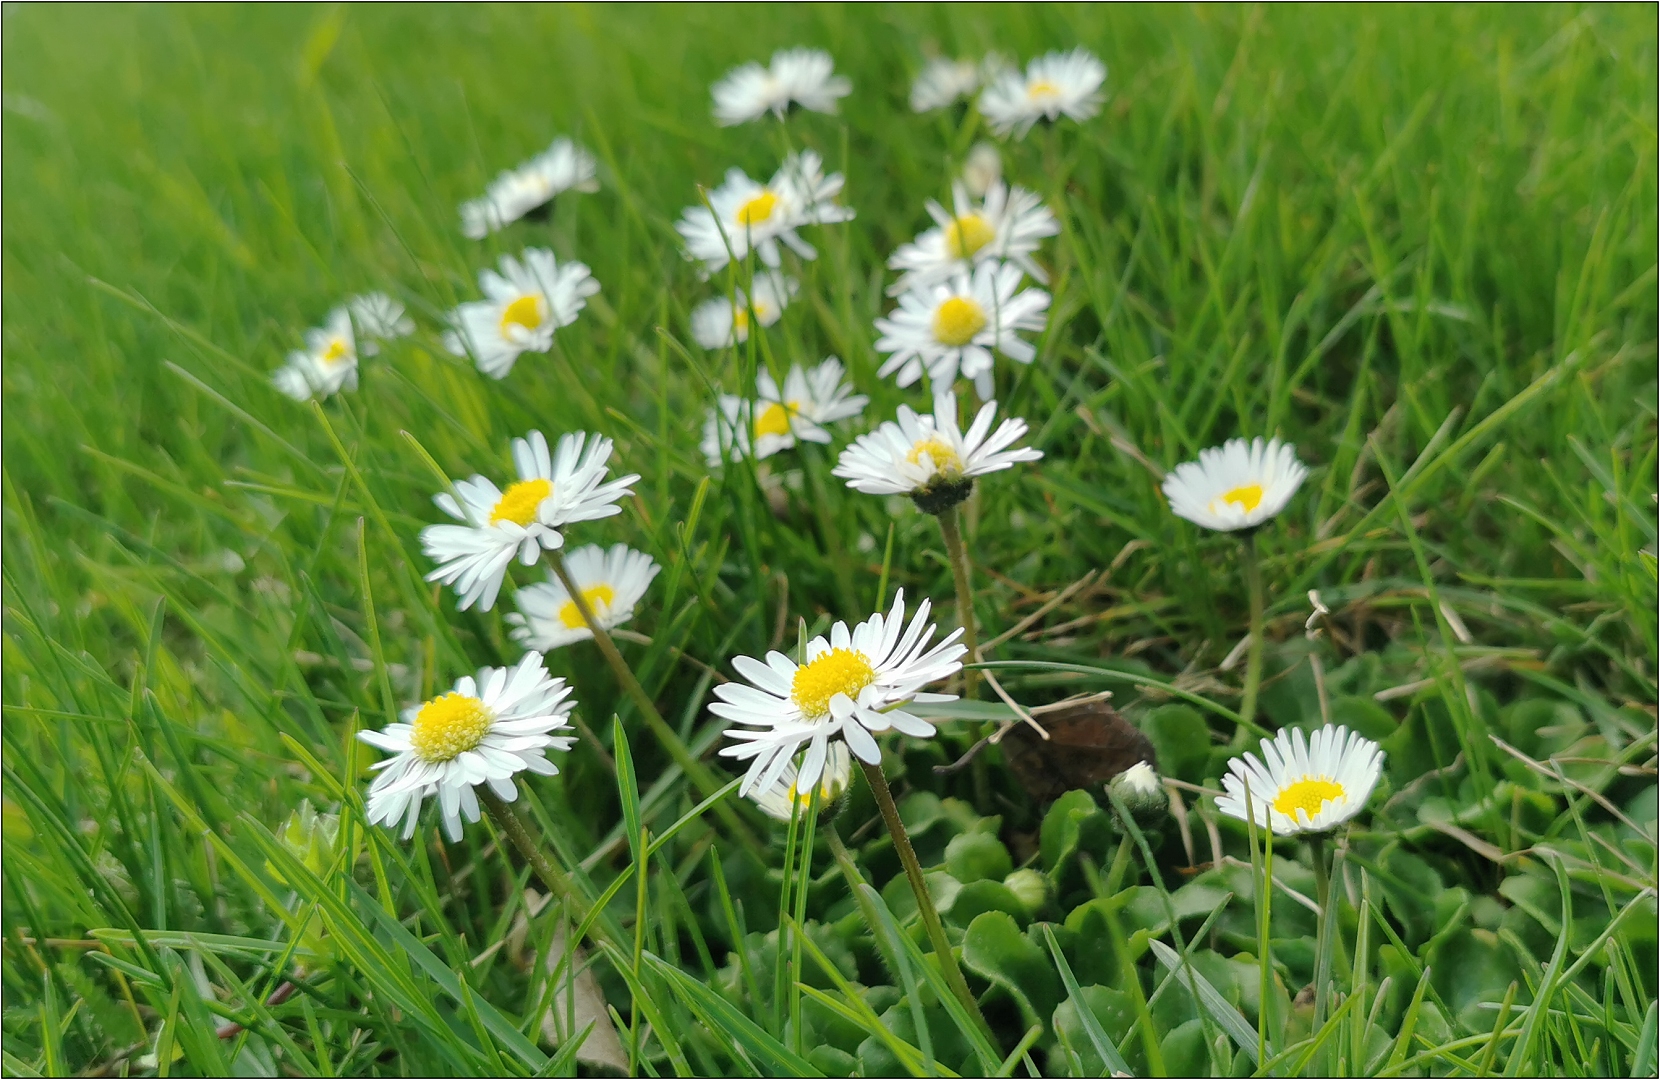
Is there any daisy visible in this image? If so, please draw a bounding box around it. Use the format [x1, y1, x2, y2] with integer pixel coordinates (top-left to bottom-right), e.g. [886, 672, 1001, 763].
[676, 150, 854, 274]
[358, 651, 578, 842]
[701, 357, 868, 466]
[887, 179, 1059, 294]
[690, 273, 798, 349]
[833, 391, 1041, 514]
[979, 48, 1106, 137]
[507, 543, 661, 651]
[1162, 437, 1308, 532]
[910, 57, 981, 112]
[875, 261, 1050, 400]
[443, 249, 599, 379]
[459, 138, 599, 239]
[271, 306, 357, 401]
[348, 292, 414, 356]
[713, 589, 966, 796]
[421, 430, 639, 612]
[962, 141, 1004, 199]
[751, 742, 853, 822]
[712, 48, 851, 125]
[1215, 724, 1384, 836]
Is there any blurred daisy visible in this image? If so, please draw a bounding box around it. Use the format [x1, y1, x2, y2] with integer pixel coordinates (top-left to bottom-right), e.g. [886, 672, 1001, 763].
[1216, 724, 1384, 836]
[833, 391, 1041, 514]
[690, 273, 798, 349]
[676, 151, 854, 274]
[979, 48, 1106, 137]
[910, 57, 981, 112]
[349, 293, 414, 356]
[460, 138, 599, 239]
[271, 307, 357, 401]
[712, 48, 851, 125]
[875, 261, 1050, 400]
[701, 357, 868, 465]
[358, 651, 577, 841]
[888, 179, 1058, 294]
[961, 141, 1003, 199]
[752, 742, 853, 821]
[421, 431, 639, 612]
[507, 543, 660, 651]
[713, 589, 965, 795]
[443, 249, 598, 379]
[1162, 437, 1308, 532]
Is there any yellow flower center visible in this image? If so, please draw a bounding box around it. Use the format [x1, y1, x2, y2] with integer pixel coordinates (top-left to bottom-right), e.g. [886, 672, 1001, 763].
[932, 295, 988, 347]
[489, 478, 552, 526]
[945, 213, 996, 260]
[736, 190, 778, 227]
[320, 337, 351, 365]
[409, 692, 494, 764]
[906, 436, 963, 476]
[1212, 483, 1264, 515]
[733, 307, 751, 334]
[1027, 79, 1062, 102]
[753, 400, 801, 440]
[1273, 777, 1346, 821]
[557, 583, 617, 630]
[791, 648, 877, 719]
[500, 294, 544, 337]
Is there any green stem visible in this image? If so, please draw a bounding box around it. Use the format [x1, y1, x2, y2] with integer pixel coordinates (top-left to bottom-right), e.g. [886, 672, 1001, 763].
[1311, 834, 1332, 1030]
[936, 505, 980, 700]
[859, 760, 989, 1034]
[1238, 530, 1267, 738]
[480, 788, 579, 920]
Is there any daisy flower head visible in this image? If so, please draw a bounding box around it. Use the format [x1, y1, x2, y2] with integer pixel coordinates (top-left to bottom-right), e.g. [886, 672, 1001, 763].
[700, 357, 868, 466]
[421, 430, 639, 612]
[358, 651, 577, 842]
[460, 138, 599, 239]
[833, 390, 1042, 514]
[979, 48, 1106, 138]
[690, 273, 798, 349]
[875, 260, 1050, 400]
[962, 141, 1004, 199]
[1162, 437, 1308, 532]
[348, 292, 414, 356]
[1216, 724, 1384, 837]
[443, 249, 599, 379]
[713, 589, 966, 796]
[888, 179, 1059, 294]
[752, 742, 853, 822]
[271, 306, 358, 401]
[712, 48, 851, 125]
[507, 543, 660, 651]
[676, 150, 854, 274]
[910, 57, 981, 112]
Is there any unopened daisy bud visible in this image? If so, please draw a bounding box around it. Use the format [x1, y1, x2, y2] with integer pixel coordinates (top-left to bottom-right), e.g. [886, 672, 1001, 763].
[962, 141, 1004, 199]
[1108, 761, 1168, 824]
[752, 743, 853, 822]
[1003, 868, 1050, 915]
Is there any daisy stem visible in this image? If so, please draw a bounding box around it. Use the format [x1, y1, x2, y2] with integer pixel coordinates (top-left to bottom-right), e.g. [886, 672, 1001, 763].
[479, 788, 582, 929]
[1310, 834, 1334, 1033]
[857, 760, 990, 1036]
[936, 505, 980, 699]
[1238, 530, 1267, 735]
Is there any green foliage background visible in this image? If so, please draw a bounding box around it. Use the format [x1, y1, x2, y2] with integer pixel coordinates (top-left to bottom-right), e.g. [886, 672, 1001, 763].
[2, 4, 1655, 1076]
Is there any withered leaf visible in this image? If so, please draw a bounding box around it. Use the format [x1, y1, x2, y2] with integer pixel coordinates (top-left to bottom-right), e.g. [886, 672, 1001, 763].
[1000, 697, 1158, 805]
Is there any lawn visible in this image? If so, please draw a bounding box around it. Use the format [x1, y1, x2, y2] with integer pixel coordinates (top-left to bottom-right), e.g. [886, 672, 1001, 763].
[2, 4, 1656, 1076]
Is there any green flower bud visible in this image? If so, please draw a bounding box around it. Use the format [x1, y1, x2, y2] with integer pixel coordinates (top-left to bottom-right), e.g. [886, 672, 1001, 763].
[1108, 761, 1168, 825]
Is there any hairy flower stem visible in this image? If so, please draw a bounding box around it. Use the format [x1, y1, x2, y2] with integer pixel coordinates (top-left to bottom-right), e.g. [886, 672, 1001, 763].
[936, 505, 980, 700]
[481, 788, 581, 922]
[859, 760, 990, 1035]
[1310, 835, 1334, 1030]
[1237, 531, 1267, 739]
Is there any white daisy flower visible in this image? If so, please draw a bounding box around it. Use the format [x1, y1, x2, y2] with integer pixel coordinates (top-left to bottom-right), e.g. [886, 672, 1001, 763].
[348, 293, 415, 356]
[712, 48, 851, 125]
[1215, 724, 1384, 836]
[979, 48, 1106, 137]
[420, 430, 639, 612]
[701, 357, 868, 466]
[910, 57, 981, 112]
[442, 249, 599, 379]
[459, 138, 599, 239]
[888, 179, 1059, 294]
[675, 150, 854, 274]
[875, 261, 1050, 400]
[751, 742, 853, 822]
[358, 651, 577, 842]
[713, 589, 966, 796]
[690, 273, 798, 349]
[506, 543, 661, 651]
[961, 141, 1004, 199]
[1162, 437, 1308, 532]
[271, 307, 357, 401]
[833, 391, 1041, 513]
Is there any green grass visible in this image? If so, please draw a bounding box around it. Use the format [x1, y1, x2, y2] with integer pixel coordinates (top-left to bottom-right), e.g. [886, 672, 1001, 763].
[3, 4, 1656, 1076]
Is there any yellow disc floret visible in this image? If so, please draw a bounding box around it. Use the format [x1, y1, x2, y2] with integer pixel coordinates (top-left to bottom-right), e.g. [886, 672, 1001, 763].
[409, 692, 494, 764]
[1027, 79, 1061, 102]
[320, 337, 352, 365]
[500, 294, 544, 337]
[1212, 482, 1264, 515]
[1273, 777, 1345, 821]
[906, 436, 964, 477]
[945, 213, 996, 260]
[931, 296, 988, 347]
[557, 583, 617, 630]
[753, 401, 797, 440]
[490, 478, 553, 526]
[791, 648, 877, 719]
[736, 190, 779, 228]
